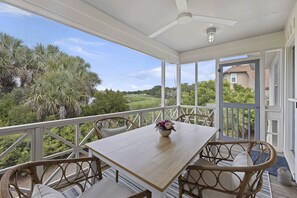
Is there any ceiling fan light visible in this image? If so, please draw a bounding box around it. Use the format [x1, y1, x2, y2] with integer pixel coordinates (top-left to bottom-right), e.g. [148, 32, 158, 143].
[207, 27, 216, 43]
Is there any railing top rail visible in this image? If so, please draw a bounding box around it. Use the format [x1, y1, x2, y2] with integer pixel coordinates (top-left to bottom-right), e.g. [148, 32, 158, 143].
[0, 105, 180, 134]
[180, 105, 216, 109]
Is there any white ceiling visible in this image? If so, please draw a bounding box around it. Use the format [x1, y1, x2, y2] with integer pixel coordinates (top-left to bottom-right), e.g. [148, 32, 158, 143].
[82, 0, 295, 52]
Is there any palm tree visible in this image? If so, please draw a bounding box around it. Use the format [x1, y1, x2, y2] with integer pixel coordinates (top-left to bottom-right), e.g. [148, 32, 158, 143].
[0, 33, 26, 93]
[27, 55, 101, 120]
[31, 44, 61, 79]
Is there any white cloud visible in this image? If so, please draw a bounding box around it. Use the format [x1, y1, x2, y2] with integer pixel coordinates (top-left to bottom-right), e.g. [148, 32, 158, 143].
[127, 67, 161, 79]
[0, 3, 32, 17]
[54, 37, 108, 58]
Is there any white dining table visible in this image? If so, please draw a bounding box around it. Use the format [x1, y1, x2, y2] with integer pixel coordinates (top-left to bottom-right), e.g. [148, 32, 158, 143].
[86, 121, 218, 198]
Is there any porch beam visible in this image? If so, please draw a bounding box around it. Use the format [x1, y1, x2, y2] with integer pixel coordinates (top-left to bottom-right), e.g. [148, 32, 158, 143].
[180, 31, 284, 64]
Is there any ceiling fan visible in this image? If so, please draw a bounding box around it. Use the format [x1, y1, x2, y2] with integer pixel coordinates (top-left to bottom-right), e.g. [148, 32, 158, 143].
[149, 0, 238, 38]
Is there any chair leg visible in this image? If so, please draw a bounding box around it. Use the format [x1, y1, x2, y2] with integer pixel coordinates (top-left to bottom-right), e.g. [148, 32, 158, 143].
[116, 170, 119, 182]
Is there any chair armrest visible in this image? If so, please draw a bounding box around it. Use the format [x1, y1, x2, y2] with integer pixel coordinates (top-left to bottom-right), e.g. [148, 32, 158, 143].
[180, 140, 276, 197]
[200, 140, 257, 163]
[179, 163, 260, 197]
[0, 157, 102, 198]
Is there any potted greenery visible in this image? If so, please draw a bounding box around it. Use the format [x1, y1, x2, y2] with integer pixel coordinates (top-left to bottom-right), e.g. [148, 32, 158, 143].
[155, 120, 175, 137]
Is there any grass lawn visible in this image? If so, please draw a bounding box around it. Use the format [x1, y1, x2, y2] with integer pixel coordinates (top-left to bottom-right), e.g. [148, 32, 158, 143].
[125, 94, 161, 110]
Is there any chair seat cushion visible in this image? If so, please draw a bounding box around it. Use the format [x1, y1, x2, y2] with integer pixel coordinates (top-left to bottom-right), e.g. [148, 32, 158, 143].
[78, 178, 134, 198]
[183, 159, 234, 198]
[101, 126, 128, 137]
[32, 178, 134, 198]
[232, 151, 257, 190]
[32, 184, 64, 198]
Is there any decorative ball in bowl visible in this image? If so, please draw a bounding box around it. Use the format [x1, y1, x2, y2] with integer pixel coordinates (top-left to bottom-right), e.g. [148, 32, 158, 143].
[155, 120, 175, 137]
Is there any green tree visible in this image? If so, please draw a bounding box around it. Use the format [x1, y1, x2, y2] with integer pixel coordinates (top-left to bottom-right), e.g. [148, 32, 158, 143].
[0, 89, 37, 126]
[27, 50, 101, 120]
[0, 33, 31, 93]
[198, 80, 216, 106]
[83, 89, 129, 115]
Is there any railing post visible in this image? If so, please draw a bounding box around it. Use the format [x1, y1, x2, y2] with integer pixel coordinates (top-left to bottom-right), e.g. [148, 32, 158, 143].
[177, 105, 181, 118]
[31, 127, 44, 177]
[75, 123, 80, 159]
[31, 127, 44, 162]
[75, 123, 81, 173]
[139, 111, 144, 127]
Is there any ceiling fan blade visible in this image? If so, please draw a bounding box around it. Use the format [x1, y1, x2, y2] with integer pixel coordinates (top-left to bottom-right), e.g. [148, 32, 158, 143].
[174, 0, 188, 13]
[192, 15, 238, 26]
[149, 20, 178, 38]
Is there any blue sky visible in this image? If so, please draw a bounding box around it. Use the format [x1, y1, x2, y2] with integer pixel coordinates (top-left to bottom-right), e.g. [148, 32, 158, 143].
[0, 3, 215, 91]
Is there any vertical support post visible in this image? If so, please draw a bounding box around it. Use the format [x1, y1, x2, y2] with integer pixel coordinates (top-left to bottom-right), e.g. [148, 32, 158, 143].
[31, 127, 43, 162]
[75, 124, 80, 159]
[139, 111, 144, 127]
[216, 59, 221, 139]
[195, 62, 198, 112]
[260, 52, 266, 141]
[176, 64, 181, 117]
[31, 127, 44, 177]
[161, 59, 165, 108]
[279, 48, 284, 152]
[75, 123, 81, 173]
[161, 60, 166, 120]
[195, 62, 198, 124]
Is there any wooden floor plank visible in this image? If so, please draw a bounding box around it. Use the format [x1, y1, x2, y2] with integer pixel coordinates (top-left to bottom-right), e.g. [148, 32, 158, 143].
[270, 175, 297, 198]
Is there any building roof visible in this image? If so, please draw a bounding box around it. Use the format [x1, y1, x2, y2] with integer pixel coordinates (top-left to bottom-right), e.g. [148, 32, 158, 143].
[224, 64, 255, 80]
[224, 64, 270, 89]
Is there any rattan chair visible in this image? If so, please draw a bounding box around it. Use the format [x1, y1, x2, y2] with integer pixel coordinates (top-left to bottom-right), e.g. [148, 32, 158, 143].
[178, 141, 276, 198]
[93, 117, 138, 139]
[175, 113, 213, 126]
[93, 117, 138, 182]
[0, 157, 151, 198]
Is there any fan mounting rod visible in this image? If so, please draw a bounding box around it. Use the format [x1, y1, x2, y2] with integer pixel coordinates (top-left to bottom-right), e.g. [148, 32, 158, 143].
[177, 12, 192, 24]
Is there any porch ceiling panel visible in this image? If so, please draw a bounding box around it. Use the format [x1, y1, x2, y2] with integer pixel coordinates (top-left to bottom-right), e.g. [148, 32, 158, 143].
[82, 0, 295, 52]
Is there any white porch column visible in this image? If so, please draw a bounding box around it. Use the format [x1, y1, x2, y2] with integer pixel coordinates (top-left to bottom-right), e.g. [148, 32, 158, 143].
[215, 59, 220, 130]
[260, 51, 266, 141]
[176, 64, 181, 106]
[195, 62, 198, 113]
[161, 59, 165, 108]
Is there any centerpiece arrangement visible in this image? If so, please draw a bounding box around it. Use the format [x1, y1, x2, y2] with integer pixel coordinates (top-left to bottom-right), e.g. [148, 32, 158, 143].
[155, 120, 175, 137]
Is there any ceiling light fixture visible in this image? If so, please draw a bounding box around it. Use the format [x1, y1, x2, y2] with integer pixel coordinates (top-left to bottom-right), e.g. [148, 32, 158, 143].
[207, 27, 216, 43]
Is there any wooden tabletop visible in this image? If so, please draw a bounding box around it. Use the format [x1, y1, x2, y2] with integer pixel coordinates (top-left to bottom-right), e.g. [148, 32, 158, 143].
[86, 121, 218, 192]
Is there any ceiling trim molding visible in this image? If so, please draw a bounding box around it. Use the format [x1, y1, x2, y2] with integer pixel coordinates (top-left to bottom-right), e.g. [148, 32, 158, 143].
[180, 31, 285, 64]
[3, 0, 180, 63]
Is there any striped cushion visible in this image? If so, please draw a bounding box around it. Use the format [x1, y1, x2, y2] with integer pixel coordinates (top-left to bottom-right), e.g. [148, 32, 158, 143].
[78, 178, 134, 198]
[32, 184, 64, 198]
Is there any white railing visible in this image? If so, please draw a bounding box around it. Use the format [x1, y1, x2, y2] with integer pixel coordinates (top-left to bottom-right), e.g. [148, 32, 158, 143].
[0, 105, 215, 174]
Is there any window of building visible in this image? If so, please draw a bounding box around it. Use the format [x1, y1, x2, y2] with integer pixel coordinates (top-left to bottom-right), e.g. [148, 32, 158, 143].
[230, 73, 237, 83]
